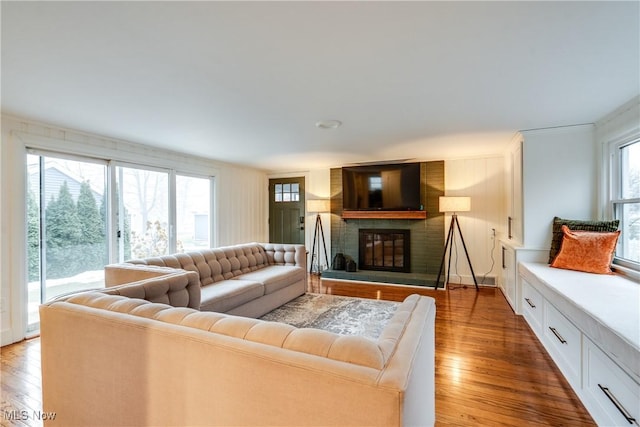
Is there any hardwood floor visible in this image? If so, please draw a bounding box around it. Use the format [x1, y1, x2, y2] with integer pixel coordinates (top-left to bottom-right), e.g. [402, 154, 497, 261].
[1, 278, 595, 426]
[315, 277, 595, 426]
[1, 339, 43, 427]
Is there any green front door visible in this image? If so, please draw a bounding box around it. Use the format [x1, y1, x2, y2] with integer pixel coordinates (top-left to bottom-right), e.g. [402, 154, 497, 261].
[269, 177, 305, 244]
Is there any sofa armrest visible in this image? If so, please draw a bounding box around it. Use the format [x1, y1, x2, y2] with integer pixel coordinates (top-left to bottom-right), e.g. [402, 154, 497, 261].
[102, 270, 201, 309]
[105, 263, 181, 287]
[53, 270, 200, 309]
[260, 243, 307, 269]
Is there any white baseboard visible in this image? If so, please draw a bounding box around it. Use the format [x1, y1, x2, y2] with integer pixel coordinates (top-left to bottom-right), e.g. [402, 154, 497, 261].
[446, 274, 497, 287]
[1, 327, 18, 347]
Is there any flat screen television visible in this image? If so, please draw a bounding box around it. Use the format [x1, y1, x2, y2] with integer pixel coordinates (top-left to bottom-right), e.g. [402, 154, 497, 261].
[342, 163, 422, 211]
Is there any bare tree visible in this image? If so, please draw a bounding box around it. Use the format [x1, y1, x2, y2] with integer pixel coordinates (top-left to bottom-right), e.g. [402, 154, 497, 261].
[132, 169, 161, 232]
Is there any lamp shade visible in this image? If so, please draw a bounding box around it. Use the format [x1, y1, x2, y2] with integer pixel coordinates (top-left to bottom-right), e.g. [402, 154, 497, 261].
[439, 196, 471, 213]
[307, 199, 330, 213]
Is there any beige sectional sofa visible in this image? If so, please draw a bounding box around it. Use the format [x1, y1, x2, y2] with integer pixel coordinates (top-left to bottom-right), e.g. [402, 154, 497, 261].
[39, 271, 436, 426]
[105, 242, 307, 318]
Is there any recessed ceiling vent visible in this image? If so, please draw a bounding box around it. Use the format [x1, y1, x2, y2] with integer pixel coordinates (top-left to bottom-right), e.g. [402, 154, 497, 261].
[315, 120, 342, 129]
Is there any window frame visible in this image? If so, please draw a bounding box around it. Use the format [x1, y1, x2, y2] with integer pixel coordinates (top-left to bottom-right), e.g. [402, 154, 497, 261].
[272, 180, 300, 203]
[608, 136, 640, 272]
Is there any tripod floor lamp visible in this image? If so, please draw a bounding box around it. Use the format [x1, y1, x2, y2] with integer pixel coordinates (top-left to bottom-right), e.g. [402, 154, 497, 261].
[307, 199, 330, 275]
[435, 196, 478, 290]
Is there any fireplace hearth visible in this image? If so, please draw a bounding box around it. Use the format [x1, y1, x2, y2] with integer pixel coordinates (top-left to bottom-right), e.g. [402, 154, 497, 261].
[359, 229, 410, 273]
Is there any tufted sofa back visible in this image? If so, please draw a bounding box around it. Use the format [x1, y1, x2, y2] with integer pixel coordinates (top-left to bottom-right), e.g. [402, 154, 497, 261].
[123, 243, 305, 287]
[56, 293, 427, 370]
[39, 289, 435, 426]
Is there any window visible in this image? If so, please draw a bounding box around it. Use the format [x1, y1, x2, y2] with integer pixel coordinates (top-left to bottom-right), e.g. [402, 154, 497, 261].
[611, 138, 639, 269]
[24, 149, 216, 334]
[176, 174, 211, 251]
[369, 176, 382, 191]
[115, 165, 169, 261]
[274, 182, 299, 202]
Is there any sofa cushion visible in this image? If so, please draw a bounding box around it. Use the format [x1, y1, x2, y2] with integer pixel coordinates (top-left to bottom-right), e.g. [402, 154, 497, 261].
[200, 279, 264, 313]
[235, 265, 305, 294]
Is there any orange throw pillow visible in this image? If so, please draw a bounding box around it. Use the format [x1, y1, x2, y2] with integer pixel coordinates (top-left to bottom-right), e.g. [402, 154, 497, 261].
[550, 225, 620, 274]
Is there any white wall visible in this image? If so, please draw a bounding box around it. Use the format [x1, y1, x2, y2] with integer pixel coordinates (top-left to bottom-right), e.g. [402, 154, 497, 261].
[0, 116, 268, 345]
[306, 169, 332, 270]
[1, 117, 27, 346]
[444, 156, 504, 285]
[520, 124, 597, 250]
[0, 120, 5, 343]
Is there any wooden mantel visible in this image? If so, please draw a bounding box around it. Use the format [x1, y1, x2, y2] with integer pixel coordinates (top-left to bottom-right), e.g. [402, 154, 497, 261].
[341, 210, 427, 220]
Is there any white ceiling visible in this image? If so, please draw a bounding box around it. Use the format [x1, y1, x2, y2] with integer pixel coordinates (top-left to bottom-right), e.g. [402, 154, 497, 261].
[2, 1, 638, 171]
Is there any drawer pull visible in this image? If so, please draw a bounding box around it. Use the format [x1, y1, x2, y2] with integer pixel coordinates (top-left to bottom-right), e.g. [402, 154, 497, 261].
[598, 384, 638, 425]
[525, 298, 536, 308]
[548, 327, 567, 344]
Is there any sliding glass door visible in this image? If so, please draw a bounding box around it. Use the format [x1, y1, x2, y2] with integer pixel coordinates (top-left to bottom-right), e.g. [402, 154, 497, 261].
[176, 174, 211, 251]
[26, 153, 108, 333]
[115, 165, 169, 261]
[25, 153, 214, 334]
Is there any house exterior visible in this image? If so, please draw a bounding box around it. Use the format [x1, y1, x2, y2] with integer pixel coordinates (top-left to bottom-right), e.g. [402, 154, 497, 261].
[27, 163, 103, 208]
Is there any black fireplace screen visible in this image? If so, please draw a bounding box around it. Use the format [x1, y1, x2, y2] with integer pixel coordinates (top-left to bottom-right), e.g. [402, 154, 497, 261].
[359, 229, 410, 273]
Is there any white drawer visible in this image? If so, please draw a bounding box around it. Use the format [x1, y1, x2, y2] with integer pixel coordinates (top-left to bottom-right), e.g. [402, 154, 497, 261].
[582, 338, 640, 426]
[544, 302, 582, 385]
[521, 278, 543, 337]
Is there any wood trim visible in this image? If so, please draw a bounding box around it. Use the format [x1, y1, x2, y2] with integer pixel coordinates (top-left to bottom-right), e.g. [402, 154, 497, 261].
[341, 210, 427, 220]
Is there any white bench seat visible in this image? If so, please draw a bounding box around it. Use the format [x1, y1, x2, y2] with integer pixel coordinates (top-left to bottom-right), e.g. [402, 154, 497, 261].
[519, 262, 640, 382]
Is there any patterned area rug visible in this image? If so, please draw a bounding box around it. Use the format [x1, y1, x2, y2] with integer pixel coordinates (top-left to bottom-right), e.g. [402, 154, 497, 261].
[259, 293, 399, 340]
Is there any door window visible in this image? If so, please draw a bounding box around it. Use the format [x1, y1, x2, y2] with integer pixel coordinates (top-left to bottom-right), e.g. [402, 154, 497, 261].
[274, 182, 300, 202]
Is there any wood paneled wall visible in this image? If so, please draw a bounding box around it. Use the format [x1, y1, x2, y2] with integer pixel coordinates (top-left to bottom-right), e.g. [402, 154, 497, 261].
[215, 165, 268, 246]
[444, 156, 504, 285]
